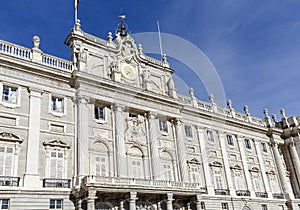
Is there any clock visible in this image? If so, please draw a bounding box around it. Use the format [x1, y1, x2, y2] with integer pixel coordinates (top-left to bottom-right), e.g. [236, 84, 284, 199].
[120, 63, 137, 80]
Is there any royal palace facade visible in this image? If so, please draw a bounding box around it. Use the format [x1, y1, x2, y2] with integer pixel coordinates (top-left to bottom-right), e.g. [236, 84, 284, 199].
[0, 18, 300, 210]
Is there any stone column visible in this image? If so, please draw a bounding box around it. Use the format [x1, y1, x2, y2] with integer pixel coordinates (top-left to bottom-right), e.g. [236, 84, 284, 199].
[237, 136, 254, 197]
[129, 192, 137, 210]
[77, 96, 89, 178]
[287, 138, 300, 186]
[271, 141, 294, 199]
[254, 141, 272, 198]
[218, 132, 235, 195]
[24, 89, 42, 187]
[148, 111, 160, 179]
[114, 104, 127, 177]
[166, 193, 173, 210]
[86, 189, 96, 210]
[195, 195, 202, 210]
[197, 126, 214, 195]
[174, 118, 189, 182]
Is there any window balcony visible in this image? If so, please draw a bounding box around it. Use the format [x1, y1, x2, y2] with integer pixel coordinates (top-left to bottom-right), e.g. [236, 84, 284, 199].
[255, 192, 268, 198]
[272, 193, 284, 199]
[43, 178, 71, 188]
[0, 176, 20, 186]
[236, 190, 250, 196]
[214, 189, 230, 195]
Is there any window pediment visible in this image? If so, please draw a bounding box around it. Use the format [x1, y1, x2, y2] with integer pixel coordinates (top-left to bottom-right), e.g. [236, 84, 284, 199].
[0, 132, 23, 143]
[187, 158, 200, 164]
[43, 139, 70, 149]
[209, 161, 222, 167]
[249, 167, 260, 173]
[230, 164, 242, 170]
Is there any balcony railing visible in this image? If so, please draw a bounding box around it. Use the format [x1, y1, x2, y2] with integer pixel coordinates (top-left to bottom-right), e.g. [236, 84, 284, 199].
[43, 178, 71, 188]
[236, 190, 250, 196]
[82, 176, 207, 193]
[255, 192, 268, 198]
[273, 193, 284, 199]
[0, 176, 20, 186]
[214, 189, 230, 195]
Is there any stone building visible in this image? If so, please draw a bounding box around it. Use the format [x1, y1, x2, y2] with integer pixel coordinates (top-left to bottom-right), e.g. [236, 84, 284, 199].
[0, 17, 300, 209]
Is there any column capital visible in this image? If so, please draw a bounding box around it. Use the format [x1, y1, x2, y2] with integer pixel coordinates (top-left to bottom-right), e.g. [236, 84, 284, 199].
[174, 118, 182, 126]
[28, 87, 43, 97]
[77, 96, 89, 105]
[114, 103, 125, 112]
[166, 193, 173, 201]
[285, 138, 295, 146]
[129, 191, 138, 200]
[148, 111, 157, 119]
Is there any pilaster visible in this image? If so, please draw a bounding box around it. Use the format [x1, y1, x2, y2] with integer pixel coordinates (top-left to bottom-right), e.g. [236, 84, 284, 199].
[197, 126, 214, 195]
[174, 118, 189, 182]
[237, 136, 255, 197]
[114, 103, 127, 177]
[218, 132, 235, 196]
[23, 89, 42, 187]
[287, 137, 300, 187]
[148, 111, 160, 179]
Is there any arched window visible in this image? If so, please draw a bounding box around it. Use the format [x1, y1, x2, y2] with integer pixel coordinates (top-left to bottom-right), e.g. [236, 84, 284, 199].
[161, 151, 174, 181]
[91, 142, 110, 177]
[127, 147, 144, 179]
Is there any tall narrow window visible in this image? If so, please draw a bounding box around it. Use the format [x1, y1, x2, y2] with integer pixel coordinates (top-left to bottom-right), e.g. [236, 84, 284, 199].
[0, 146, 14, 176]
[244, 139, 251, 149]
[163, 163, 173, 181]
[261, 204, 267, 210]
[185, 125, 193, 138]
[50, 199, 62, 209]
[200, 202, 205, 210]
[0, 199, 9, 210]
[233, 171, 245, 190]
[269, 176, 280, 193]
[207, 130, 214, 143]
[95, 156, 108, 177]
[51, 97, 64, 113]
[2, 86, 17, 104]
[190, 165, 200, 184]
[159, 119, 168, 133]
[214, 169, 224, 189]
[50, 151, 64, 179]
[227, 135, 234, 146]
[262, 143, 268, 153]
[252, 174, 262, 192]
[221, 203, 228, 209]
[132, 160, 142, 178]
[95, 105, 105, 120]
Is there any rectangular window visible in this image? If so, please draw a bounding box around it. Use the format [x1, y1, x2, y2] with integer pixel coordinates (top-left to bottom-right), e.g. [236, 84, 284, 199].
[95, 156, 108, 177]
[185, 125, 193, 138]
[262, 143, 268, 153]
[49, 151, 64, 179]
[132, 160, 142, 178]
[234, 171, 245, 190]
[214, 170, 224, 189]
[226, 135, 234, 146]
[159, 119, 168, 133]
[253, 174, 262, 192]
[244, 139, 252, 149]
[50, 199, 62, 209]
[200, 202, 205, 210]
[261, 204, 267, 210]
[51, 97, 64, 113]
[207, 130, 214, 142]
[190, 165, 199, 183]
[95, 105, 105, 120]
[221, 203, 228, 209]
[129, 113, 138, 118]
[0, 146, 14, 176]
[0, 199, 9, 210]
[163, 163, 173, 181]
[2, 86, 17, 104]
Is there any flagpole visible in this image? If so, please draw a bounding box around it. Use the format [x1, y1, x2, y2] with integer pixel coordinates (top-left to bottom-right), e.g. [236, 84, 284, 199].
[75, 0, 78, 24]
[157, 21, 163, 59]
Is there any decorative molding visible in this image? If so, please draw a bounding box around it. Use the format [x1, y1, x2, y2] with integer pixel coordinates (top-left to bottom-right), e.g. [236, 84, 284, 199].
[0, 132, 23, 143]
[43, 139, 71, 149]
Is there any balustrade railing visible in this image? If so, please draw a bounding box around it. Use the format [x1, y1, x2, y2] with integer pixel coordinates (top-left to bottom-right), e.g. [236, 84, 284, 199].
[41, 53, 73, 72]
[0, 40, 31, 59]
[272, 193, 284, 199]
[236, 190, 250, 196]
[82, 176, 207, 193]
[255, 192, 268, 198]
[0, 176, 20, 187]
[214, 189, 230, 196]
[43, 178, 71, 188]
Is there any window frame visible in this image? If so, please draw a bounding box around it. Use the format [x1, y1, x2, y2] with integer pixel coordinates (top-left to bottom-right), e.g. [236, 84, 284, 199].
[0, 83, 21, 108]
[221, 203, 228, 210]
[262, 142, 268, 153]
[49, 94, 66, 117]
[206, 130, 215, 143]
[159, 119, 168, 134]
[184, 125, 193, 138]
[49, 199, 63, 209]
[94, 104, 106, 123]
[0, 199, 9, 210]
[244, 139, 252, 150]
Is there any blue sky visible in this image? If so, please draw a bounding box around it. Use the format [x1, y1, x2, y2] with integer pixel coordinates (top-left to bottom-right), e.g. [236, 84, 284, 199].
[1, 0, 300, 119]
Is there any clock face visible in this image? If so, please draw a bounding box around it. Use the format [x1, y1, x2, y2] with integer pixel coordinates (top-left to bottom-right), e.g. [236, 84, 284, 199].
[121, 63, 137, 80]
